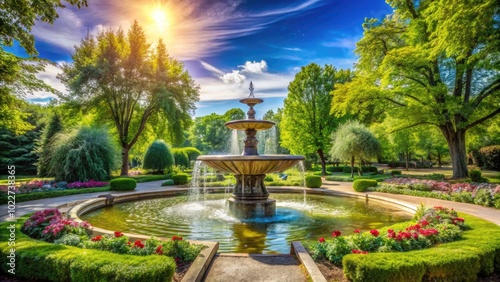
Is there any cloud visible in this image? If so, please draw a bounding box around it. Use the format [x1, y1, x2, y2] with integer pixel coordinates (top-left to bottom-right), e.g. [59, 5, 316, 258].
[322, 37, 358, 49]
[199, 60, 225, 76]
[282, 47, 303, 52]
[241, 60, 267, 73]
[32, 9, 84, 51]
[27, 63, 66, 101]
[220, 70, 246, 84]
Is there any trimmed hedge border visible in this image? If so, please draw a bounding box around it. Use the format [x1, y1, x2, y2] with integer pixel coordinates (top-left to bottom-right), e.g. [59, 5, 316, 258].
[342, 214, 500, 281]
[0, 216, 176, 282]
[353, 179, 377, 192]
[0, 186, 110, 205]
[110, 178, 137, 191]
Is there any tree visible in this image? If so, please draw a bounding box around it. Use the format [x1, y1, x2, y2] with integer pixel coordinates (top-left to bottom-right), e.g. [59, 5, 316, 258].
[0, 0, 87, 134]
[331, 0, 500, 178]
[261, 109, 289, 155]
[281, 63, 352, 175]
[143, 140, 174, 174]
[172, 148, 190, 168]
[330, 120, 380, 177]
[59, 21, 199, 176]
[49, 126, 119, 182]
[36, 113, 64, 176]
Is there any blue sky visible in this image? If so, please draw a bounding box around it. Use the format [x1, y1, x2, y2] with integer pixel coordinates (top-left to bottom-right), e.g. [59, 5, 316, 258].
[9, 0, 392, 118]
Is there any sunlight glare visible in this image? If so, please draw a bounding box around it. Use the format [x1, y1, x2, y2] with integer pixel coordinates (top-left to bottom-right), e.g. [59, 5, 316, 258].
[152, 8, 168, 28]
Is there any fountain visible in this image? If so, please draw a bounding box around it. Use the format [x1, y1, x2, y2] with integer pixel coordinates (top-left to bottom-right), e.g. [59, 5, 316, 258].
[197, 82, 304, 218]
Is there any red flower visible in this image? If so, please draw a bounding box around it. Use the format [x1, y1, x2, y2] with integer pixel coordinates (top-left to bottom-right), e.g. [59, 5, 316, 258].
[127, 241, 132, 246]
[172, 235, 183, 241]
[133, 240, 145, 248]
[354, 229, 360, 234]
[319, 237, 325, 243]
[370, 229, 379, 237]
[114, 231, 124, 238]
[420, 220, 429, 226]
[332, 230, 341, 238]
[351, 249, 368, 254]
[156, 245, 163, 255]
[91, 235, 102, 242]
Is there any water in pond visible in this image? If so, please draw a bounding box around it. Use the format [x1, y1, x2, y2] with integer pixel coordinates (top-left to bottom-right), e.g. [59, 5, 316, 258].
[81, 193, 412, 253]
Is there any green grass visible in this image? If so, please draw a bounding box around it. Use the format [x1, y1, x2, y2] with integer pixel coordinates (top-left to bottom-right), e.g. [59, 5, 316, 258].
[0, 216, 176, 282]
[0, 175, 53, 185]
[325, 173, 391, 182]
[342, 213, 500, 281]
[0, 186, 111, 204]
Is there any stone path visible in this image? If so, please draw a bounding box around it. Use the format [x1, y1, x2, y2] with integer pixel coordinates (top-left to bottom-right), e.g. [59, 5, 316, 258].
[203, 254, 307, 282]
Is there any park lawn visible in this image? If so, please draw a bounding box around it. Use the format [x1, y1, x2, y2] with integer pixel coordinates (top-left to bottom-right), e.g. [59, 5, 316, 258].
[0, 175, 53, 185]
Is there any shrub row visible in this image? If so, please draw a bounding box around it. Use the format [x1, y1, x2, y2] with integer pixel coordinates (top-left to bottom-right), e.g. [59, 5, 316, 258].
[0, 217, 176, 282]
[353, 179, 377, 192]
[342, 214, 500, 281]
[172, 174, 189, 185]
[0, 187, 110, 204]
[328, 166, 378, 173]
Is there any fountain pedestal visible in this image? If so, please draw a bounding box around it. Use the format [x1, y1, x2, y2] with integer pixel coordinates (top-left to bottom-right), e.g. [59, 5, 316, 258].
[229, 174, 275, 217]
[228, 197, 276, 218]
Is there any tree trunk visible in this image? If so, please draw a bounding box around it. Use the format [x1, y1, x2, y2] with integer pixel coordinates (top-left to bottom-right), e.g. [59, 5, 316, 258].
[437, 151, 442, 168]
[121, 147, 130, 176]
[441, 128, 468, 178]
[317, 149, 327, 176]
[350, 156, 355, 178]
[405, 151, 409, 171]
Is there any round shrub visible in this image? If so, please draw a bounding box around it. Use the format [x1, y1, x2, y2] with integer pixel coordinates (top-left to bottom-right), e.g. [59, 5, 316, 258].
[110, 178, 137, 191]
[469, 169, 482, 182]
[479, 145, 500, 170]
[161, 179, 175, 186]
[353, 179, 377, 192]
[305, 175, 322, 188]
[172, 148, 190, 168]
[264, 175, 274, 182]
[49, 126, 119, 182]
[172, 174, 189, 185]
[390, 170, 402, 175]
[182, 147, 202, 161]
[143, 140, 174, 174]
[473, 189, 493, 207]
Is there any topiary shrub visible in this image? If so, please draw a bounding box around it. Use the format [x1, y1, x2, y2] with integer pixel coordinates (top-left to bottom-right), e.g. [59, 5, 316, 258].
[172, 174, 189, 185]
[469, 169, 482, 182]
[479, 145, 500, 170]
[390, 170, 402, 176]
[182, 147, 202, 161]
[305, 175, 322, 188]
[49, 126, 119, 182]
[343, 166, 359, 174]
[353, 179, 377, 192]
[110, 178, 137, 191]
[143, 140, 174, 174]
[161, 179, 175, 186]
[328, 166, 345, 173]
[172, 148, 190, 168]
[264, 175, 274, 182]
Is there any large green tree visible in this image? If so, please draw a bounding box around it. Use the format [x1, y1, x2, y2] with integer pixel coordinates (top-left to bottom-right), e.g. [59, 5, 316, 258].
[59, 21, 199, 175]
[0, 0, 88, 134]
[332, 0, 500, 178]
[281, 63, 352, 175]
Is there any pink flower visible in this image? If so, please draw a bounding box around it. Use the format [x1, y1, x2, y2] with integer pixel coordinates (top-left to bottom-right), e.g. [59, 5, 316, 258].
[318, 237, 325, 243]
[370, 229, 379, 237]
[331, 230, 341, 238]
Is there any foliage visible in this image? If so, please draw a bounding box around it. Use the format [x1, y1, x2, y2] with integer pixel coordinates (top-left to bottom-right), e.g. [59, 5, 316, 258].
[49, 126, 119, 182]
[161, 179, 175, 186]
[109, 178, 137, 191]
[469, 169, 483, 182]
[59, 21, 199, 176]
[305, 175, 322, 188]
[182, 147, 202, 161]
[0, 187, 110, 204]
[353, 179, 377, 192]
[390, 170, 402, 175]
[172, 174, 189, 185]
[143, 140, 174, 173]
[281, 64, 353, 175]
[21, 209, 92, 242]
[172, 148, 190, 168]
[1, 216, 175, 282]
[188, 108, 244, 153]
[341, 214, 500, 282]
[311, 206, 468, 266]
[330, 120, 380, 177]
[130, 174, 173, 183]
[36, 114, 64, 177]
[331, 0, 500, 178]
[479, 145, 500, 171]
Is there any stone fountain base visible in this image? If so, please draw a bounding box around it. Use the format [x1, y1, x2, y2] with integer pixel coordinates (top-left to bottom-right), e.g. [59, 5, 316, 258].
[228, 197, 276, 218]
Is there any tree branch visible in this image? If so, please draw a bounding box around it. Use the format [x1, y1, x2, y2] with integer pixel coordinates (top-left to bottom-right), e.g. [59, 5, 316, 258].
[389, 121, 437, 134]
[383, 97, 407, 107]
[472, 78, 500, 108]
[466, 107, 500, 130]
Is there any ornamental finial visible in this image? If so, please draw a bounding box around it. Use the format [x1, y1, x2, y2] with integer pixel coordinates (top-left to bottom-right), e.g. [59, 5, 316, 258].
[249, 81, 254, 98]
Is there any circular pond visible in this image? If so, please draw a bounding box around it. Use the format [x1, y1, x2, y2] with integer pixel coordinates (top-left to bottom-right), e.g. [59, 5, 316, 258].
[81, 193, 412, 253]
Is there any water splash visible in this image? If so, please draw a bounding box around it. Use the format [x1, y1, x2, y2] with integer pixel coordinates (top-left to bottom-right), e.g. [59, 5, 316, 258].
[189, 161, 204, 202]
[264, 126, 278, 155]
[296, 161, 307, 204]
[230, 129, 240, 155]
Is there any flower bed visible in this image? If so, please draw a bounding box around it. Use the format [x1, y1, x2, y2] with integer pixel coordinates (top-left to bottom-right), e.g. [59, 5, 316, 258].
[309, 206, 500, 281]
[379, 178, 500, 208]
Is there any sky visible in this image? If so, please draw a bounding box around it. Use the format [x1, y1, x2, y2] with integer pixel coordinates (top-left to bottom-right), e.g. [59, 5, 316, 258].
[7, 0, 393, 118]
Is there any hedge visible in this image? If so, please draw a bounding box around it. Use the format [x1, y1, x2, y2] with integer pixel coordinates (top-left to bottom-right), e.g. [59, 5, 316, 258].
[328, 166, 378, 173]
[342, 214, 500, 282]
[352, 179, 377, 192]
[172, 174, 189, 185]
[109, 178, 137, 191]
[305, 175, 322, 188]
[0, 217, 175, 282]
[0, 187, 110, 204]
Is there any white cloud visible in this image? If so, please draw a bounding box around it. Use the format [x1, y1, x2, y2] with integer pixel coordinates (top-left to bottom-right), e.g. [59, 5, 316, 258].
[241, 60, 268, 73]
[220, 70, 246, 84]
[27, 63, 66, 101]
[322, 37, 358, 49]
[32, 9, 84, 51]
[199, 60, 225, 76]
[282, 47, 303, 51]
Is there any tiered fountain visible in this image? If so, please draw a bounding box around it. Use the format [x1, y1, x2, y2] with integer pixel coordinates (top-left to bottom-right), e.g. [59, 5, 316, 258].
[197, 82, 304, 218]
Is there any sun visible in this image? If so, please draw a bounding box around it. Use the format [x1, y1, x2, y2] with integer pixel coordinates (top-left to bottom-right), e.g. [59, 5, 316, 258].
[151, 9, 168, 28]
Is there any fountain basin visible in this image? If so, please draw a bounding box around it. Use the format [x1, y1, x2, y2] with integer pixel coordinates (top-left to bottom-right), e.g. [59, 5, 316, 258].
[225, 120, 275, 131]
[197, 155, 304, 175]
